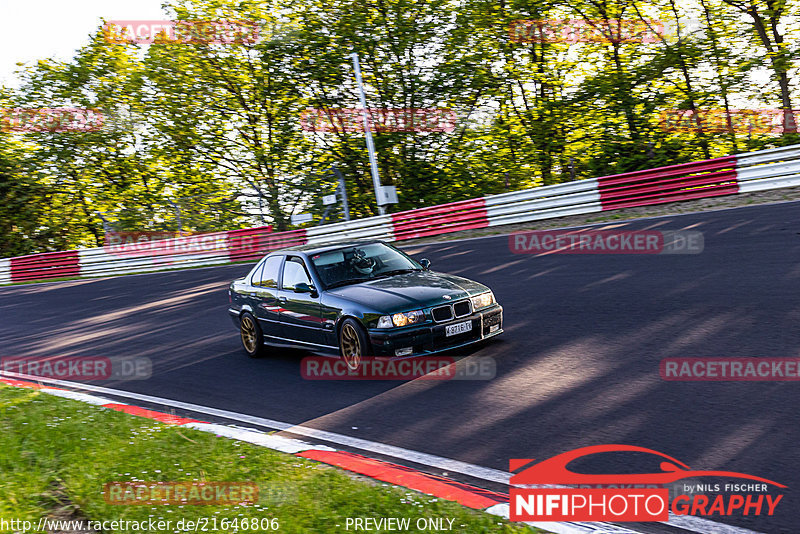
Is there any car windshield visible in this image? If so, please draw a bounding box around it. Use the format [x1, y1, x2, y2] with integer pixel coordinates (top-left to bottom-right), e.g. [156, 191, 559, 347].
[309, 243, 421, 288]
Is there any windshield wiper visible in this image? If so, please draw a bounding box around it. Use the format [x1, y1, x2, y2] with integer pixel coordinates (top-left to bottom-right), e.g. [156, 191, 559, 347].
[373, 268, 419, 278]
[326, 278, 369, 289]
[328, 269, 418, 288]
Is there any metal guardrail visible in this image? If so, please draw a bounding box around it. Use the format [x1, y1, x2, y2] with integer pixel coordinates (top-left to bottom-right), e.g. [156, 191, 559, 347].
[736, 145, 800, 193]
[0, 259, 9, 285]
[484, 179, 601, 226]
[2, 143, 800, 284]
[305, 216, 394, 246]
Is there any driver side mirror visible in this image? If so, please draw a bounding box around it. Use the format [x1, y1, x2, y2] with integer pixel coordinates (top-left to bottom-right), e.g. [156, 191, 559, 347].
[294, 282, 316, 294]
[419, 258, 431, 270]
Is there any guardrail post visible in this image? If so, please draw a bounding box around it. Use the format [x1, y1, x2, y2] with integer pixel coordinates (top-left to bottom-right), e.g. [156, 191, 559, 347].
[332, 165, 351, 221]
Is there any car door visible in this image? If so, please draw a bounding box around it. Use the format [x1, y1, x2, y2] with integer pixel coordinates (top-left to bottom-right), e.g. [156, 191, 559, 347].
[251, 255, 284, 339]
[277, 256, 326, 346]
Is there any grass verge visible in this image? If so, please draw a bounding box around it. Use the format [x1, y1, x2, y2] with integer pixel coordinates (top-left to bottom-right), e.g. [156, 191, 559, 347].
[0, 385, 534, 533]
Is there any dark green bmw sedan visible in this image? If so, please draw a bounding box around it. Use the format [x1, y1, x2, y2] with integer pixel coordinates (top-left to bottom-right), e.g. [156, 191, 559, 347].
[228, 240, 503, 368]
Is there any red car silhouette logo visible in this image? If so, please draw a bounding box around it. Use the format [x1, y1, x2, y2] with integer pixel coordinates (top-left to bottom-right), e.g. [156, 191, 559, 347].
[510, 444, 785, 487]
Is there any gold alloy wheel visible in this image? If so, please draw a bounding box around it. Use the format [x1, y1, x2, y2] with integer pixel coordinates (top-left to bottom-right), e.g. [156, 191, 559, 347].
[341, 323, 362, 370]
[240, 315, 257, 354]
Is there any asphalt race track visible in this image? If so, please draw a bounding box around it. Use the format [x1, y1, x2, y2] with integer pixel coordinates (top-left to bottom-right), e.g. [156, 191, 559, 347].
[2, 200, 799, 533]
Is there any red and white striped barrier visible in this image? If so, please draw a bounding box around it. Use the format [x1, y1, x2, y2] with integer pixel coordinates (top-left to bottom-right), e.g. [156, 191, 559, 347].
[391, 198, 488, 241]
[597, 156, 738, 210]
[9, 250, 80, 282]
[2, 143, 800, 283]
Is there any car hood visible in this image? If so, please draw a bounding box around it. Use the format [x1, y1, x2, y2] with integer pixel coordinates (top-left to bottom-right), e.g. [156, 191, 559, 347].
[327, 270, 489, 313]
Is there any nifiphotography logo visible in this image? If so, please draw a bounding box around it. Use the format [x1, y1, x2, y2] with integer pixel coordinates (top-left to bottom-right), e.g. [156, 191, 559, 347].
[509, 445, 785, 522]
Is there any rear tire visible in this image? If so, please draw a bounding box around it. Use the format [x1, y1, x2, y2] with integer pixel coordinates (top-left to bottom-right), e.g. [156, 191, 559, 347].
[240, 312, 265, 358]
[339, 318, 370, 370]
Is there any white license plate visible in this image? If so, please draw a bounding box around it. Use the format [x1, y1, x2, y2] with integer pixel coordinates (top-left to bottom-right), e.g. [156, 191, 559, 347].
[445, 320, 472, 337]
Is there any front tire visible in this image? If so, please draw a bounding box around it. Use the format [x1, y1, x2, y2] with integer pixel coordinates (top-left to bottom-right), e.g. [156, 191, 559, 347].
[339, 318, 370, 370]
[240, 312, 265, 358]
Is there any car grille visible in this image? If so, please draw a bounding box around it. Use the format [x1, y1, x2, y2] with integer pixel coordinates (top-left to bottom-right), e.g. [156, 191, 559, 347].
[431, 305, 453, 322]
[453, 300, 471, 317]
[432, 300, 471, 322]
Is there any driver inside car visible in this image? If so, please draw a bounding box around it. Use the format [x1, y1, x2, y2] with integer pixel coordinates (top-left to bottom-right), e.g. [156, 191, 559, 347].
[349, 248, 376, 276]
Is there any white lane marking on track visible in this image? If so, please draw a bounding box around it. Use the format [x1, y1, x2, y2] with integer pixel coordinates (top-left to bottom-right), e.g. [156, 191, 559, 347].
[487, 504, 643, 534]
[1, 373, 768, 534]
[487, 502, 764, 534]
[40, 388, 114, 405]
[665, 513, 764, 534]
[182, 422, 335, 454]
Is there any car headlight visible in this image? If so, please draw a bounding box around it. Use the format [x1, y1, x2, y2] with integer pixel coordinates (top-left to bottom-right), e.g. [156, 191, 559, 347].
[377, 310, 425, 328]
[470, 291, 495, 310]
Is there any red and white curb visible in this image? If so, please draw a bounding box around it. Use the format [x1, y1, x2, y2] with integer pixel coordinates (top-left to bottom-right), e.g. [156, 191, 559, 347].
[0, 376, 762, 534]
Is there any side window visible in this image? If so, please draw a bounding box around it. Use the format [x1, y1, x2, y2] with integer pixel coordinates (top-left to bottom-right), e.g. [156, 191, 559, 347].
[282, 257, 311, 290]
[255, 256, 282, 288]
[249, 259, 265, 286]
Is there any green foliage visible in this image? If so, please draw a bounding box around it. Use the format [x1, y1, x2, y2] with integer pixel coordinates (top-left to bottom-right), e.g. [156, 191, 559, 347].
[1, 0, 798, 255]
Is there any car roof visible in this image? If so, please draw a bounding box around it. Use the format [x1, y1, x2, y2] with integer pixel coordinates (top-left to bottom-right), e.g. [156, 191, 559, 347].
[270, 240, 385, 257]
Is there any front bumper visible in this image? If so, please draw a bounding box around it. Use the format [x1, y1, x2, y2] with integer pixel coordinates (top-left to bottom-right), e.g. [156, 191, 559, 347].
[367, 305, 503, 357]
